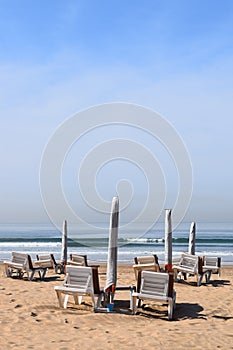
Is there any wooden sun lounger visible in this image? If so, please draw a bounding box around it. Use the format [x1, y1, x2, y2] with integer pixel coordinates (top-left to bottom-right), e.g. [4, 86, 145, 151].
[133, 255, 160, 285]
[131, 271, 176, 320]
[4, 252, 48, 281]
[35, 253, 63, 274]
[67, 254, 88, 266]
[4, 252, 28, 278]
[54, 265, 104, 310]
[202, 256, 221, 282]
[172, 252, 205, 286]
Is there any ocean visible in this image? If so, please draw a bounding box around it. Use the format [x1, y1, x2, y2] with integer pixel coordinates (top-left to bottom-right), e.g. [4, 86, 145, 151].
[0, 222, 232, 265]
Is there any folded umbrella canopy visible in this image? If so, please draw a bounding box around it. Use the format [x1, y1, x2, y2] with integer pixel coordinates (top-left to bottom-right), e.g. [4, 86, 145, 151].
[188, 222, 196, 255]
[165, 209, 172, 272]
[60, 219, 67, 273]
[105, 196, 119, 304]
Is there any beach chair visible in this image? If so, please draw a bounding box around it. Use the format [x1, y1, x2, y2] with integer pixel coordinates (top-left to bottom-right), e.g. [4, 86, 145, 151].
[54, 265, 104, 310]
[4, 252, 47, 281]
[172, 252, 204, 286]
[26, 254, 48, 280]
[36, 253, 62, 274]
[133, 255, 160, 290]
[4, 252, 28, 278]
[67, 254, 88, 266]
[131, 271, 176, 320]
[202, 256, 221, 282]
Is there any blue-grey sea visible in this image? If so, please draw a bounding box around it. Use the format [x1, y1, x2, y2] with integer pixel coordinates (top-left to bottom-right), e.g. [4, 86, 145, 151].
[0, 222, 232, 265]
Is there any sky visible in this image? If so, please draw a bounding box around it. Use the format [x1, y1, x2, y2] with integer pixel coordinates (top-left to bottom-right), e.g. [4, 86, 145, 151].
[0, 0, 233, 227]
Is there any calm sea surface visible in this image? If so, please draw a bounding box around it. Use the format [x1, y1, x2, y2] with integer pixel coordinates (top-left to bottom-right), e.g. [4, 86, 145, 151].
[0, 222, 232, 265]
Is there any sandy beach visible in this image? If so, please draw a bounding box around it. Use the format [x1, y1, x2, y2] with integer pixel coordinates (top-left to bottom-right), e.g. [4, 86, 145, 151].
[0, 263, 232, 350]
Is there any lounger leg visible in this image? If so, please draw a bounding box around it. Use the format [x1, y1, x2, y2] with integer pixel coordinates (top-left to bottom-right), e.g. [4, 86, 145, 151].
[130, 290, 134, 311]
[96, 292, 104, 309]
[205, 271, 211, 283]
[55, 290, 63, 307]
[38, 270, 42, 280]
[132, 296, 137, 315]
[173, 269, 178, 281]
[29, 271, 35, 281]
[73, 295, 79, 305]
[168, 299, 173, 320]
[64, 295, 69, 308]
[197, 274, 203, 287]
[5, 265, 10, 277]
[73, 295, 83, 305]
[41, 268, 47, 280]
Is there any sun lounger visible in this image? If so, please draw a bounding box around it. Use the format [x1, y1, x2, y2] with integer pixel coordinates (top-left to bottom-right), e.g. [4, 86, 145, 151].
[36, 253, 62, 274]
[133, 255, 160, 290]
[4, 252, 28, 278]
[172, 252, 205, 286]
[67, 254, 88, 266]
[133, 255, 160, 275]
[202, 256, 221, 282]
[131, 271, 176, 320]
[54, 265, 104, 310]
[4, 252, 47, 281]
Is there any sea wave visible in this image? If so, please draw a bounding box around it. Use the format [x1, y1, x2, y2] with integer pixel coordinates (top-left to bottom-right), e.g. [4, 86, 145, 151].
[125, 237, 233, 244]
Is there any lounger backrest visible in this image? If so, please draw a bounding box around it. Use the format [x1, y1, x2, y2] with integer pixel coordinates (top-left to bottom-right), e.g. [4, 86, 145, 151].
[203, 256, 221, 267]
[65, 266, 93, 292]
[11, 252, 28, 266]
[36, 254, 54, 268]
[37, 254, 51, 261]
[180, 253, 198, 269]
[134, 255, 158, 265]
[140, 271, 169, 298]
[70, 254, 88, 266]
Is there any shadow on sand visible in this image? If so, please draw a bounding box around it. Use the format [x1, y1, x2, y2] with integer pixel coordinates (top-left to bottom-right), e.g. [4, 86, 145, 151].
[111, 300, 207, 321]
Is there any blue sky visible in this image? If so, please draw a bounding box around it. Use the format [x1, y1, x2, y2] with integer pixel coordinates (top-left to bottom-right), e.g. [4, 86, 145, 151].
[1, 1, 233, 225]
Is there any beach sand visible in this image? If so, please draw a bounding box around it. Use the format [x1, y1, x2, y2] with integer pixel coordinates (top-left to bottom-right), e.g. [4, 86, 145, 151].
[0, 263, 232, 350]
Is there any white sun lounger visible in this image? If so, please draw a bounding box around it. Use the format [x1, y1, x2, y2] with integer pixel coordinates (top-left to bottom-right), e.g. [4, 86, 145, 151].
[131, 271, 176, 320]
[133, 255, 160, 283]
[54, 265, 104, 310]
[172, 252, 205, 286]
[202, 256, 221, 282]
[67, 254, 88, 266]
[4, 252, 47, 281]
[35, 253, 62, 274]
